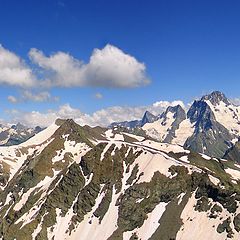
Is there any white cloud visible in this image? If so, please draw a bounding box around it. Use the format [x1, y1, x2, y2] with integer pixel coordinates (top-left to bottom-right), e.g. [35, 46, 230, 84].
[231, 98, 240, 106]
[0, 44, 149, 89]
[7, 90, 59, 103]
[0, 45, 36, 87]
[7, 100, 185, 127]
[21, 90, 59, 102]
[85, 45, 150, 88]
[7, 104, 85, 127]
[94, 93, 103, 99]
[7, 95, 18, 104]
[28, 44, 150, 88]
[153, 100, 186, 109]
[28, 48, 85, 88]
[7, 109, 58, 127]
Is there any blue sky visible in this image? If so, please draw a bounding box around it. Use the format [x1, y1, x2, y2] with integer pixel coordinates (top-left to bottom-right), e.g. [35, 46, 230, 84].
[0, 0, 240, 126]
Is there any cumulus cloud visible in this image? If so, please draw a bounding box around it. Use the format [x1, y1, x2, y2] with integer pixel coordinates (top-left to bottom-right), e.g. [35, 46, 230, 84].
[0, 45, 36, 87]
[6, 109, 58, 127]
[6, 104, 85, 127]
[21, 90, 59, 102]
[153, 100, 186, 109]
[7, 95, 18, 103]
[84, 45, 149, 88]
[28, 44, 149, 88]
[0, 44, 149, 90]
[94, 93, 103, 99]
[7, 90, 59, 103]
[7, 100, 185, 127]
[28, 48, 85, 88]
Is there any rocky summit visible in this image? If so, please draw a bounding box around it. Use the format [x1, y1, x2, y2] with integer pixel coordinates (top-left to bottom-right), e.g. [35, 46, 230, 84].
[0, 107, 240, 239]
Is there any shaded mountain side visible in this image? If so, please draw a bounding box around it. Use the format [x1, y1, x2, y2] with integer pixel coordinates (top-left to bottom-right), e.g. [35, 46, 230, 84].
[185, 100, 233, 158]
[224, 141, 240, 163]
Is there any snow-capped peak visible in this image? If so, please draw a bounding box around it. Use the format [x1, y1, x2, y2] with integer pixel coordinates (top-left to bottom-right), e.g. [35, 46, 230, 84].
[201, 91, 231, 106]
[201, 92, 240, 136]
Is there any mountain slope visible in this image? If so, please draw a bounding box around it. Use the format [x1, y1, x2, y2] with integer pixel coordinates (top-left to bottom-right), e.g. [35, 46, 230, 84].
[224, 140, 240, 163]
[0, 119, 240, 239]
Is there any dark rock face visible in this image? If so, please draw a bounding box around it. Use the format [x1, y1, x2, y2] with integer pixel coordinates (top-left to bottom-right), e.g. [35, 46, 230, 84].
[217, 217, 233, 237]
[185, 100, 233, 158]
[187, 100, 213, 131]
[234, 214, 240, 232]
[141, 111, 158, 126]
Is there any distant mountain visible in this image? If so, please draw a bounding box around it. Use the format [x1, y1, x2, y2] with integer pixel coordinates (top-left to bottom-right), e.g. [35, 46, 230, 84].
[0, 119, 240, 239]
[110, 91, 240, 160]
[142, 104, 186, 143]
[185, 98, 233, 158]
[0, 122, 43, 146]
[141, 110, 158, 125]
[201, 90, 231, 106]
[109, 110, 158, 129]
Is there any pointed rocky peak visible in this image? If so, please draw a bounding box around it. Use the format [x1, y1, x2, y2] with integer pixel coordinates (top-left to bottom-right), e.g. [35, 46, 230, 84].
[201, 91, 230, 106]
[55, 118, 68, 126]
[160, 104, 186, 121]
[53, 118, 99, 147]
[141, 111, 157, 126]
[54, 118, 83, 135]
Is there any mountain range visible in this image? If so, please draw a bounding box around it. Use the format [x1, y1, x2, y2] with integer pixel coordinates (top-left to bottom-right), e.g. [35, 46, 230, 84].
[0, 123, 43, 146]
[0, 91, 240, 239]
[111, 91, 240, 160]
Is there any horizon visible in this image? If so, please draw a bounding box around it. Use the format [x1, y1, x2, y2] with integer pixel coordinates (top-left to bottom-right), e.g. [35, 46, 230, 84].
[1, 89, 239, 128]
[0, 1, 240, 127]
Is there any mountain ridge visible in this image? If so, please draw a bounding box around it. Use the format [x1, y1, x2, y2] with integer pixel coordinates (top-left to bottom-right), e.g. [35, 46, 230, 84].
[0, 118, 240, 239]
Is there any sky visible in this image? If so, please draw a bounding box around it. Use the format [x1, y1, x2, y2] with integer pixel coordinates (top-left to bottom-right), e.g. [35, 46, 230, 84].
[0, 0, 240, 127]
